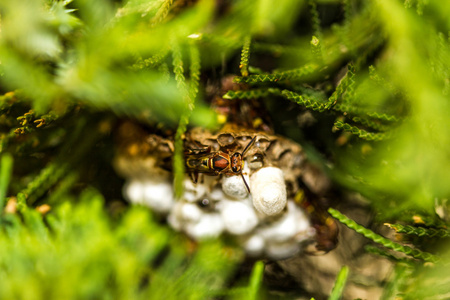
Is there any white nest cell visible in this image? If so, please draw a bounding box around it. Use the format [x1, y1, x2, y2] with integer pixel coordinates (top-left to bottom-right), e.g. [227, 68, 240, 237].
[123, 179, 175, 214]
[242, 234, 265, 257]
[168, 201, 224, 240]
[167, 201, 200, 230]
[238, 201, 313, 259]
[220, 199, 258, 235]
[185, 213, 225, 240]
[123, 180, 145, 205]
[258, 201, 311, 243]
[221, 163, 250, 199]
[240, 235, 305, 260]
[121, 158, 315, 260]
[250, 167, 287, 216]
[180, 202, 203, 223]
[208, 187, 225, 201]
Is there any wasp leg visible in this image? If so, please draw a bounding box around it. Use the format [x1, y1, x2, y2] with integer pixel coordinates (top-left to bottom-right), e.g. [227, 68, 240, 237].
[189, 171, 199, 184]
[241, 173, 251, 194]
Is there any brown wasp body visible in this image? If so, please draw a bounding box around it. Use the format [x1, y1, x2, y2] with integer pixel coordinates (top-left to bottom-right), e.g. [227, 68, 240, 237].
[185, 136, 256, 192]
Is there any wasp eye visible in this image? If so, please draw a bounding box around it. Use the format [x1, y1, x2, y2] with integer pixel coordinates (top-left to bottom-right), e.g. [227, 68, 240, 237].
[248, 153, 264, 170]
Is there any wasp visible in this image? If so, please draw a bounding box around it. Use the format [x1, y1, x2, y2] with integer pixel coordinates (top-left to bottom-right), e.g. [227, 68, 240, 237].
[185, 136, 256, 193]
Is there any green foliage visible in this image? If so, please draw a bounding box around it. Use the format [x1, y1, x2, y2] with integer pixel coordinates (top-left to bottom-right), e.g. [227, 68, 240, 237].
[239, 36, 252, 77]
[234, 63, 320, 83]
[364, 245, 415, 264]
[223, 88, 282, 100]
[247, 260, 265, 300]
[0, 154, 13, 209]
[333, 120, 392, 141]
[330, 208, 450, 298]
[172, 39, 193, 198]
[0, 189, 243, 299]
[173, 42, 202, 197]
[281, 89, 328, 112]
[386, 223, 450, 239]
[0, 0, 450, 299]
[329, 208, 439, 263]
[328, 266, 349, 300]
[0, 0, 215, 125]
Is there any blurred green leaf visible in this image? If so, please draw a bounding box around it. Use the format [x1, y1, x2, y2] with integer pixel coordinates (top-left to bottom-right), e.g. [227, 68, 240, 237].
[0, 153, 13, 209]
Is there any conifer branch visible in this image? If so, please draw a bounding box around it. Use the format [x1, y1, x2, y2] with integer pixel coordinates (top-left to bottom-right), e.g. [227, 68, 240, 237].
[281, 90, 329, 112]
[351, 117, 390, 131]
[333, 120, 391, 141]
[368, 65, 399, 95]
[0, 130, 18, 153]
[326, 63, 355, 109]
[234, 63, 319, 83]
[329, 208, 440, 263]
[158, 62, 170, 82]
[17, 162, 68, 207]
[341, 0, 354, 54]
[385, 223, 450, 238]
[46, 172, 79, 205]
[240, 36, 251, 77]
[0, 92, 18, 115]
[309, 0, 323, 62]
[309, 0, 322, 40]
[310, 36, 323, 61]
[152, 0, 174, 26]
[332, 103, 400, 122]
[33, 112, 58, 128]
[223, 88, 282, 100]
[380, 263, 415, 299]
[365, 245, 415, 264]
[171, 39, 195, 198]
[132, 49, 169, 69]
[365, 112, 400, 122]
[189, 43, 201, 102]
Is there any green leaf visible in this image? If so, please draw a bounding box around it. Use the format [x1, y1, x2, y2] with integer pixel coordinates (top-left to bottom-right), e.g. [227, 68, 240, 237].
[0, 153, 13, 210]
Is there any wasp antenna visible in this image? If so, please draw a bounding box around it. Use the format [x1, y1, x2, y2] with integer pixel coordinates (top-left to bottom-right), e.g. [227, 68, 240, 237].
[242, 136, 257, 156]
[241, 173, 251, 194]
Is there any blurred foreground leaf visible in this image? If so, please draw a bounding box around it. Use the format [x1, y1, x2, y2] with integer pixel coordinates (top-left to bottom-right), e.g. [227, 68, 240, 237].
[0, 189, 242, 299]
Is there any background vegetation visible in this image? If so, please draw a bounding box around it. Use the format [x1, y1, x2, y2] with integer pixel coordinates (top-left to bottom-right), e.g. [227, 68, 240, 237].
[0, 0, 449, 299]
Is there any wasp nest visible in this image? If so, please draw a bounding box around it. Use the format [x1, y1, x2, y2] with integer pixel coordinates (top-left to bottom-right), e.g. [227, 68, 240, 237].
[114, 121, 333, 260]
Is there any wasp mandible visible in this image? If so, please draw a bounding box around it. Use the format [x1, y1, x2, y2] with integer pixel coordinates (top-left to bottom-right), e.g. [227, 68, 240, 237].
[185, 136, 256, 193]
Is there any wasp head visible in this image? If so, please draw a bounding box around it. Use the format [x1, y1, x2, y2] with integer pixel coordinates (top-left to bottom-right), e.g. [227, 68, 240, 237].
[230, 153, 242, 174]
